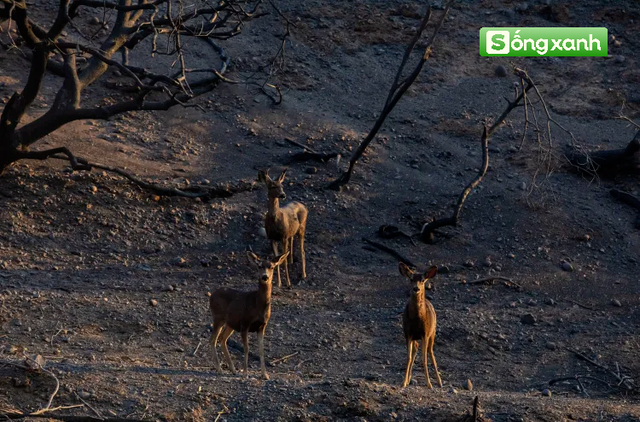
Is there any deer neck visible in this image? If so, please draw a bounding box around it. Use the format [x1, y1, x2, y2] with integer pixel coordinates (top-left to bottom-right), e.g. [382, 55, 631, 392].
[267, 196, 280, 217]
[409, 291, 426, 314]
[258, 281, 272, 307]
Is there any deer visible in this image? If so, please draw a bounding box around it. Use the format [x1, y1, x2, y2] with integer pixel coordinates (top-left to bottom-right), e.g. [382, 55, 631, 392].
[209, 251, 288, 380]
[257, 169, 308, 289]
[399, 262, 443, 388]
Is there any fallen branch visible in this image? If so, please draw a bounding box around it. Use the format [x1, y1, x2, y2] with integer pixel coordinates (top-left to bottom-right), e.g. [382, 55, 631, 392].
[420, 69, 534, 242]
[566, 134, 640, 176]
[566, 347, 637, 392]
[561, 298, 595, 311]
[361, 237, 415, 268]
[46, 153, 257, 200]
[282, 138, 340, 164]
[270, 351, 299, 365]
[463, 276, 522, 289]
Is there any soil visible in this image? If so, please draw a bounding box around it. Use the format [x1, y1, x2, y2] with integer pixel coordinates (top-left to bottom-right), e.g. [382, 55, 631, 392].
[1, 0, 639, 421]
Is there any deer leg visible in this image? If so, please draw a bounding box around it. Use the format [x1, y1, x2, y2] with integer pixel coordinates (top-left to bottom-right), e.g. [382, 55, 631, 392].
[428, 336, 443, 387]
[209, 322, 224, 372]
[282, 238, 292, 288]
[289, 237, 294, 263]
[272, 241, 281, 288]
[403, 338, 416, 388]
[299, 230, 306, 279]
[241, 331, 250, 378]
[423, 337, 433, 388]
[257, 327, 269, 380]
[220, 325, 236, 374]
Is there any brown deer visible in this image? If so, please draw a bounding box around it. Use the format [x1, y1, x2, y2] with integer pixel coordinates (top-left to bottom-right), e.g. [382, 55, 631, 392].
[399, 262, 443, 388]
[257, 169, 308, 288]
[209, 251, 288, 379]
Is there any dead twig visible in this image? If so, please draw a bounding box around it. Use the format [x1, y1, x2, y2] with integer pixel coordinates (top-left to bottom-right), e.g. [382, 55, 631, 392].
[270, 351, 299, 365]
[191, 340, 202, 357]
[463, 276, 522, 289]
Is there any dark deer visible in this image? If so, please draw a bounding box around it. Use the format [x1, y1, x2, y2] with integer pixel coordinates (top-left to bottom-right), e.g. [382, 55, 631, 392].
[257, 169, 308, 288]
[399, 262, 442, 388]
[209, 251, 288, 379]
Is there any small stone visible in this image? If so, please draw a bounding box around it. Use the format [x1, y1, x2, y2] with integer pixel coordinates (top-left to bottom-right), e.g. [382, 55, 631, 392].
[171, 257, 187, 267]
[520, 313, 536, 325]
[89, 16, 100, 25]
[465, 379, 473, 391]
[495, 65, 508, 77]
[449, 387, 458, 394]
[546, 342, 557, 350]
[150, 299, 158, 307]
[437, 265, 450, 274]
[463, 260, 475, 268]
[561, 261, 573, 272]
[611, 299, 622, 307]
[77, 390, 92, 399]
[615, 55, 625, 64]
[200, 259, 211, 267]
[306, 167, 318, 174]
[583, 234, 591, 242]
[515, 2, 529, 12]
[258, 227, 267, 238]
[519, 181, 527, 191]
[541, 388, 552, 397]
[613, 40, 622, 47]
[508, 145, 518, 153]
[545, 298, 556, 306]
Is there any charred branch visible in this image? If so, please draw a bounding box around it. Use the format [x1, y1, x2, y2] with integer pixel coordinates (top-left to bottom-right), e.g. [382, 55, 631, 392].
[328, 1, 454, 190]
[566, 134, 640, 176]
[419, 70, 534, 242]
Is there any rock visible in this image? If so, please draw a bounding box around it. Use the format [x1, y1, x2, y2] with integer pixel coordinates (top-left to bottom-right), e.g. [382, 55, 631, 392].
[77, 390, 92, 399]
[519, 181, 527, 191]
[546, 342, 557, 350]
[89, 16, 100, 25]
[258, 227, 267, 238]
[495, 65, 508, 77]
[449, 387, 458, 394]
[561, 261, 573, 272]
[611, 299, 622, 307]
[463, 260, 475, 268]
[545, 298, 556, 306]
[150, 299, 158, 307]
[171, 257, 187, 267]
[515, 2, 529, 12]
[200, 259, 211, 267]
[306, 167, 318, 174]
[541, 388, 552, 397]
[615, 55, 625, 64]
[465, 379, 473, 391]
[520, 313, 536, 325]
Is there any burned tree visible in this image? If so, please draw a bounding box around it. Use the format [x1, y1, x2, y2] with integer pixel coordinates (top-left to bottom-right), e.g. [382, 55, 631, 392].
[0, 0, 265, 196]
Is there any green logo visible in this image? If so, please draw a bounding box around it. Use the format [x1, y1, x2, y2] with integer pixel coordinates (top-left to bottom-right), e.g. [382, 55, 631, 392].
[480, 27, 608, 57]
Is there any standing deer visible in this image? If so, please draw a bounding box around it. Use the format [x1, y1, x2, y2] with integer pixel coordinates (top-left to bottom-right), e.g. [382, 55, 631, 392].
[257, 169, 308, 288]
[209, 251, 288, 379]
[399, 262, 443, 388]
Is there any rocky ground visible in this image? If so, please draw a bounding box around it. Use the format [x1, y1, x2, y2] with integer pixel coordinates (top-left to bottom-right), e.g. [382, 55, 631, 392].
[0, 0, 639, 421]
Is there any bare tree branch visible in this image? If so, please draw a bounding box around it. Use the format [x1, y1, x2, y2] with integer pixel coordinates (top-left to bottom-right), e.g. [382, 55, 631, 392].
[328, 0, 454, 190]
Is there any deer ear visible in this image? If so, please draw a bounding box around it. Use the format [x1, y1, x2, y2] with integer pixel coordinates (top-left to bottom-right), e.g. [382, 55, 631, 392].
[273, 252, 289, 267]
[246, 250, 261, 268]
[399, 262, 415, 278]
[277, 169, 287, 183]
[424, 265, 438, 280]
[257, 170, 270, 184]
